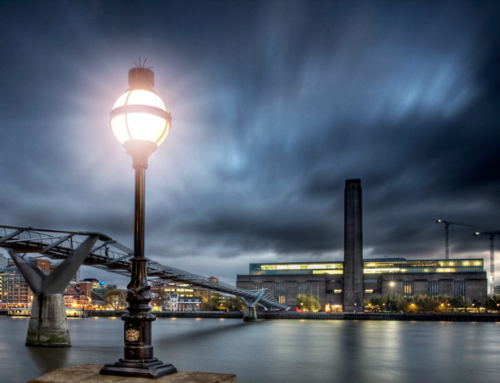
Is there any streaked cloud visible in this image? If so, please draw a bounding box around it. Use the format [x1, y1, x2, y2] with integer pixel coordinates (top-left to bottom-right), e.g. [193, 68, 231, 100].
[0, 1, 499, 285]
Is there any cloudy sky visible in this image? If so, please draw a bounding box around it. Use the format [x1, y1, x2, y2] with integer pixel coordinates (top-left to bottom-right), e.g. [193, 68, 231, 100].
[0, 0, 499, 287]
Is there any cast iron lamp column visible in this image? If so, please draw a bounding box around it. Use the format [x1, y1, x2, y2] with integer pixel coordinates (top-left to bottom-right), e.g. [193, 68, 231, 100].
[100, 66, 176, 378]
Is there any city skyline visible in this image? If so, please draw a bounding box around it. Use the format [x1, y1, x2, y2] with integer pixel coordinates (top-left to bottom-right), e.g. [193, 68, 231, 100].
[1, 1, 500, 286]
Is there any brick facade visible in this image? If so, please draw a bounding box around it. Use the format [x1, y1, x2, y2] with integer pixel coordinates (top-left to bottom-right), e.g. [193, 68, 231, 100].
[236, 271, 487, 310]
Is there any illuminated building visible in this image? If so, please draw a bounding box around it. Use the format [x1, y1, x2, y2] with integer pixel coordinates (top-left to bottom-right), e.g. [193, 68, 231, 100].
[32, 258, 52, 272]
[164, 294, 202, 311]
[167, 293, 179, 311]
[236, 258, 487, 310]
[2, 266, 33, 307]
[0, 253, 7, 304]
[178, 297, 202, 311]
[92, 282, 114, 299]
[63, 281, 105, 309]
[151, 281, 212, 309]
[0, 258, 50, 308]
[63, 285, 91, 309]
[82, 278, 102, 289]
[0, 271, 3, 303]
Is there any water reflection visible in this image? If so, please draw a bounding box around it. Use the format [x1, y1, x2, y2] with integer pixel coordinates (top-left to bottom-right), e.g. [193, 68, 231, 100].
[27, 346, 68, 375]
[157, 319, 247, 345]
[1, 317, 499, 383]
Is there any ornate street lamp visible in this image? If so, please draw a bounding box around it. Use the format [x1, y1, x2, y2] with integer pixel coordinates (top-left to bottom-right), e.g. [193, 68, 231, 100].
[100, 65, 176, 378]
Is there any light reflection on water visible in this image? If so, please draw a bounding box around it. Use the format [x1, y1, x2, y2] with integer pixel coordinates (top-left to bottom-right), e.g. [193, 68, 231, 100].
[1, 316, 499, 383]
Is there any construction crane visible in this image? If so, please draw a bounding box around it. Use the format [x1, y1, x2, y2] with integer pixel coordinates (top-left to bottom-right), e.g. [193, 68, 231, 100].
[436, 219, 475, 260]
[474, 230, 500, 297]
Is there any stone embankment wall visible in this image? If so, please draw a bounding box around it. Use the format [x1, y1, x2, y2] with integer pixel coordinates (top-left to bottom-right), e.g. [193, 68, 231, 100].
[82, 310, 500, 322]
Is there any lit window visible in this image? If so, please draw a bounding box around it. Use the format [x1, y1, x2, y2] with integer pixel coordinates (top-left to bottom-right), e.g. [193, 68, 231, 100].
[334, 289, 342, 294]
[308, 264, 327, 269]
[403, 281, 414, 296]
[365, 289, 374, 293]
[363, 268, 400, 274]
[262, 265, 277, 270]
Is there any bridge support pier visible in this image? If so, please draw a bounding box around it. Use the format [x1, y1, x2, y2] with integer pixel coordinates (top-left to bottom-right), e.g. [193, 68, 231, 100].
[27, 294, 69, 347]
[8, 235, 98, 347]
[240, 290, 267, 322]
[243, 306, 257, 322]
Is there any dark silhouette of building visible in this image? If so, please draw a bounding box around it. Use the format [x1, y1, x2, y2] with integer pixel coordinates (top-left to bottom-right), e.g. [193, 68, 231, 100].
[343, 179, 364, 312]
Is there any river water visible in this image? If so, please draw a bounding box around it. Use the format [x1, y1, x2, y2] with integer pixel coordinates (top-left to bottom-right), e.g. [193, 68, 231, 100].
[1, 316, 499, 382]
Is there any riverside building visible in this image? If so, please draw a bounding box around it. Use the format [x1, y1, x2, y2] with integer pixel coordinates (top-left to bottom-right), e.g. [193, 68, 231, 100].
[1, 268, 33, 308]
[236, 258, 487, 310]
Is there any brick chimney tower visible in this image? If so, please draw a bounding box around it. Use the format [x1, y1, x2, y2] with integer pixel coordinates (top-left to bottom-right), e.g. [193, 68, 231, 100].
[343, 179, 363, 312]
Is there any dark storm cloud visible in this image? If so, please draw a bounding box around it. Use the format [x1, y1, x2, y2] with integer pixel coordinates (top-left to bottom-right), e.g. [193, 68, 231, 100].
[181, 206, 340, 254]
[1, 1, 500, 285]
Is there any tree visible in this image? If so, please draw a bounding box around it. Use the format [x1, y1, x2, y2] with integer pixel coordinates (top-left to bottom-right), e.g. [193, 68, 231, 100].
[201, 293, 222, 311]
[296, 294, 321, 312]
[415, 295, 441, 312]
[105, 289, 127, 310]
[224, 296, 244, 311]
[449, 295, 470, 309]
[364, 297, 384, 312]
[484, 296, 500, 312]
[363, 294, 478, 313]
[471, 299, 482, 308]
[152, 289, 169, 309]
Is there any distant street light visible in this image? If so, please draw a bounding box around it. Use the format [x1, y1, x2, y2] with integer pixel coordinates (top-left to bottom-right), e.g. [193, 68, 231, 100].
[389, 281, 396, 299]
[101, 64, 176, 378]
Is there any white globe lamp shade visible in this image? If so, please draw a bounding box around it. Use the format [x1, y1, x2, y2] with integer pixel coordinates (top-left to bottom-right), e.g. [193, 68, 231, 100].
[110, 67, 172, 150]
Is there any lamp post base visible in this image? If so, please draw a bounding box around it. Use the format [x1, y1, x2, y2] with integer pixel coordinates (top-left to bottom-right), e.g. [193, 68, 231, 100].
[100, 358, 177, 379]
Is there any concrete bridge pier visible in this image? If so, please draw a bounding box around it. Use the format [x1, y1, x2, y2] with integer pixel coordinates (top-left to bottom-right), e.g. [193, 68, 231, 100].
[242, 306, 257, 322]
[27, 294, 69, 346]
[9, 235, 98, 347]
[241, 290, 267, 322]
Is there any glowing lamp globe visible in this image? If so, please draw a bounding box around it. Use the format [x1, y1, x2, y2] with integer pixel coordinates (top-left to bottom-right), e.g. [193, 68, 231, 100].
[110, 67, 172, 158]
